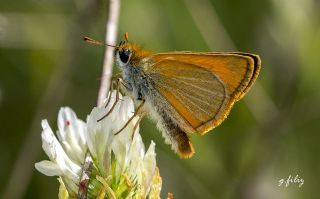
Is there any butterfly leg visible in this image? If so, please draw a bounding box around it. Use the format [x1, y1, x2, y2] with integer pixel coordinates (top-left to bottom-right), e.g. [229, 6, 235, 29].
[131, 111, 147, 140]
[103, 74, 123, 109]
[103, 78, 116, 109]
[98, 78, 126, 122]
[114, 99, 145, 135]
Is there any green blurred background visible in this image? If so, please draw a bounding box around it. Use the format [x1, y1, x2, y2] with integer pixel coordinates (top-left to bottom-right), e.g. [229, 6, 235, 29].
[1, 0, 320, 198]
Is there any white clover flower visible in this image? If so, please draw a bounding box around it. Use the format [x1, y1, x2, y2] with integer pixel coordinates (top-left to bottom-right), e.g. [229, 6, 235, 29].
[35, 91, 162, 199]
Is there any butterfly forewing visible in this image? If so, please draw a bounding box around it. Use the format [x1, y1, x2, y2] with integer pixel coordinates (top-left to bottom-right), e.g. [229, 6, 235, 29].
[146, 52, 260, 134]
[148, 59, 230, 130]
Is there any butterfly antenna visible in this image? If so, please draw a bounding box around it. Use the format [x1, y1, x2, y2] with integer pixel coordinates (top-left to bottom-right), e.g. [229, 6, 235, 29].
[83, 36, 117, 48]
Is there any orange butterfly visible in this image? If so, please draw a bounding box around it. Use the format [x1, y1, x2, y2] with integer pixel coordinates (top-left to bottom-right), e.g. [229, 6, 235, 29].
[86, 33, 261, 158]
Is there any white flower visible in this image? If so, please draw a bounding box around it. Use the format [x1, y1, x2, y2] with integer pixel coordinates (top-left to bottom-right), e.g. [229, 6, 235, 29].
[35, 91, 162, 198]
[35, 108, 86, 196]
[86, 91, 159, 198]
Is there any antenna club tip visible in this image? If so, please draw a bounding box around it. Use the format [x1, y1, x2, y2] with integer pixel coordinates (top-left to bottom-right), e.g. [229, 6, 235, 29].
[83, 36, 116, 48]
[83, 36, 104, 46]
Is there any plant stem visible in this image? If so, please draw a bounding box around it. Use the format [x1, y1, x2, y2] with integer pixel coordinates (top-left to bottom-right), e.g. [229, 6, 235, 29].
[77, 0, 121, 198]
[97, 0, 121, 106]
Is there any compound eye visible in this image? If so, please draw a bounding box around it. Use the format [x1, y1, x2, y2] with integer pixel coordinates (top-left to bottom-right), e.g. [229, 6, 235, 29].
[119, 49, 131, 64]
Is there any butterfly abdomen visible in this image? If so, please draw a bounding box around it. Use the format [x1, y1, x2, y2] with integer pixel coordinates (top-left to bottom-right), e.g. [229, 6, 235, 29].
[161, 113, 195, 158]
[144, 90, 195, 158]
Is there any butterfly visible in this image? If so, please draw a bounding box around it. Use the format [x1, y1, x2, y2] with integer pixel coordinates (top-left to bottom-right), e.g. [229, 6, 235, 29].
[85, 33, 261, 158]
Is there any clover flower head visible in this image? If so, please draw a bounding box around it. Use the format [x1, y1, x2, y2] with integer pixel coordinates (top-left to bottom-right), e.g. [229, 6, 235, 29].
[35, 91, 162, 198]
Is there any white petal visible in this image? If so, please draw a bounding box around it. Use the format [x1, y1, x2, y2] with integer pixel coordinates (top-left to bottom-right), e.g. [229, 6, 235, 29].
[86, 106, 105, 157]
[130, 129, 145, 159]
[110, 97, 138, 175]
[40, 120, 81, 181]
[77, 120, 87, 147]
[41, 120, 58, 160]
[85, 112, 98, 158]
[86, 102, 115, 175]
[59, 107, 87, 146]
[143, 141, 157, 193]
[57, 107, 77, 141]
[111, 135, 128, 178]
[35, 160, 62, 176]
[57, 107, 87, 163]
[106, 91, 122, 122]
[119, 96, 133, 121]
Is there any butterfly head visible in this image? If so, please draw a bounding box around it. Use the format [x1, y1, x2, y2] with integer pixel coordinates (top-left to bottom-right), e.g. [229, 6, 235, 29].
[115, 33, 152, 68]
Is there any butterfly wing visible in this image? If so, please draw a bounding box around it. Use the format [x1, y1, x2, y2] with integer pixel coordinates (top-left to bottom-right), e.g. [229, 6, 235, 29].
[146, 52, 260, 134]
